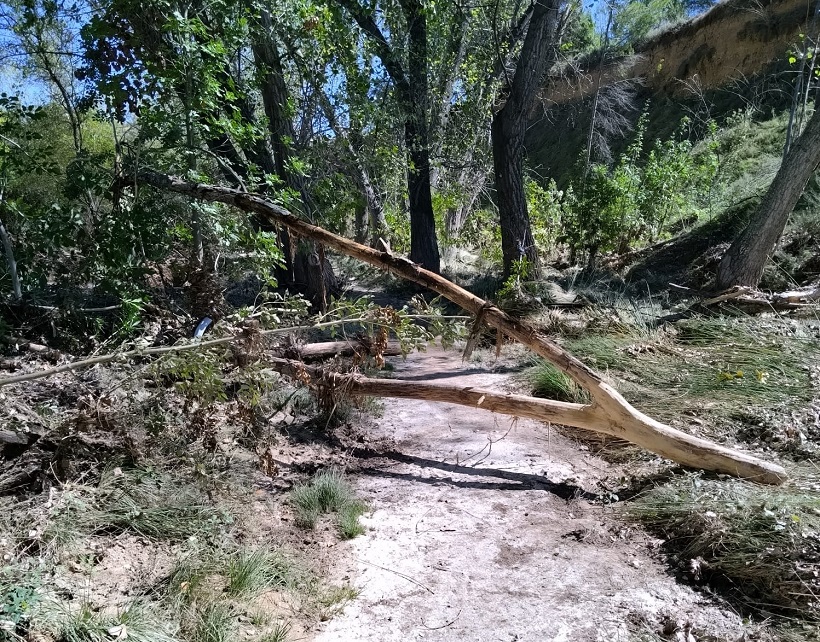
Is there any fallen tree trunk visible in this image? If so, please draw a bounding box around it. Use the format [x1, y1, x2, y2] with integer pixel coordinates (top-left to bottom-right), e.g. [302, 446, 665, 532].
[0, 322, 406, 388]
[134, 171, 788, 484]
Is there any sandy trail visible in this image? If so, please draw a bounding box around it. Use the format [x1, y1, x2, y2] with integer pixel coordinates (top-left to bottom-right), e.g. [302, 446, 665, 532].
[314, 348, 745, 642]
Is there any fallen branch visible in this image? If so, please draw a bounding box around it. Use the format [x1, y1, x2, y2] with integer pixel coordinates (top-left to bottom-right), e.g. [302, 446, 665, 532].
[0, 318, 406, 388]
[701, 286, 755, 306]
[130, 171, 787, 484]
[269, 357, 785, 483]
[696, 285, 818, 311]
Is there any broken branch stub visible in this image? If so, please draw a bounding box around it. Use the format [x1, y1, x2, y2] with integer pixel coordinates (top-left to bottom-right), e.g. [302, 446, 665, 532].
[136, 171, 788, 485]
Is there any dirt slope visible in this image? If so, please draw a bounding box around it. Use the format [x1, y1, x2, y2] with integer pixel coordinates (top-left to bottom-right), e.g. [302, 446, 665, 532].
[543, 0, 808, 105]
[313, 348, 748, 642]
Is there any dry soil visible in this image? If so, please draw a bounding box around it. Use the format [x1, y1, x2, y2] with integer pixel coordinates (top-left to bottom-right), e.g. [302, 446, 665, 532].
[312, 347, 749, 642]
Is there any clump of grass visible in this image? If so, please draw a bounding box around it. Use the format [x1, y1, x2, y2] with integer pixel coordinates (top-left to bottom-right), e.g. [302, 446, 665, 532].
[674, 318, 817, 405]
[624, 473, 820, 622]
[257, 620, 292, 642]
[318, 585, 359, 610]
[290, 469, 367, 539]
[337, 501, 367, 539]
[44, 468, 227, 545]
[226, 548, 304, 597]
[191, 601, 235, 642]
[525, 361, 588, 403]
[167, 545, 311, 605]
[559, 317, 818, 435]
[38, 599, 180, 642]
[565, 334, 633, 370]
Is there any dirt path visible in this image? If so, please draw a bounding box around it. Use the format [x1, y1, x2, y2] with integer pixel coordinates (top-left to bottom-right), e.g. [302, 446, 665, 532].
[314, 348, 747, 642]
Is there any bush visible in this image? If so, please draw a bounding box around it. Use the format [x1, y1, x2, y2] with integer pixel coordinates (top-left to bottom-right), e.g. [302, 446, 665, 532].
[559, 113, 718, 265]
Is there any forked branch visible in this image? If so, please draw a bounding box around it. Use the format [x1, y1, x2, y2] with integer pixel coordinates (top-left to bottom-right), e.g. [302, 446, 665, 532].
[134, 171, 788, 485]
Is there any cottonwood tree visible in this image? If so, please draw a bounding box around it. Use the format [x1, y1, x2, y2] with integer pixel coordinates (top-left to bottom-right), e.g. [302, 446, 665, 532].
[716, 107, 820, 290]
[80, 0, 337, 307]
[492, 0, 564, 276]
[333, 0, 441, 272]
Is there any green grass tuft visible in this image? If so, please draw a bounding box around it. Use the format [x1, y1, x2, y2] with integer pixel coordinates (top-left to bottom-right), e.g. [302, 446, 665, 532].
[257, 620, 292, 642]
[337, 501, 367, 540]
[39, 599, 180, 642]
[191, 601, 235, 642]
[226, 548, 302, 597]
[525, 361, 588, 403]
[290, 469, 367, 538]
[45, 468, 227, 545]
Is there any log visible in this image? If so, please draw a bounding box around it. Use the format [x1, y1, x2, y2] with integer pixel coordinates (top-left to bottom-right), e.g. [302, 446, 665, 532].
[135, 171, 788, 484]
[295, 340, 403, 361]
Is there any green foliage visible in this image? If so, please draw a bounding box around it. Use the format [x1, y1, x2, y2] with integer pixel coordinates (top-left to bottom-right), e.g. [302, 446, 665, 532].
[383, 206, 411, 255]
[561, 2, 597, 54]
[526, 177, 569, 251]
[322, 294, 464, 355]
[0, 570, 41, 635]
[336, 501, 367, 539]
[610, 0, 712, 47]
[497, 256, 532, 301]
[559, 114, 718, 262]
[155, 350, 228, 407]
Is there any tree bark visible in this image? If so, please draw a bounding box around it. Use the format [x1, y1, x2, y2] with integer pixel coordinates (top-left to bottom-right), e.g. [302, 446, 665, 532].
[293, 340, 402, 361]
[492, 115, 539, 274]
[251, 10, 336, 307]
[267, 355, 787, 484]
[335, 0, 440, 272]
[402, 0, 440, 271]
[406, 118, 440, 271]
[492, 0, 562, 277]
[133, 171, 788, 485]
[716, 107, 820, 290]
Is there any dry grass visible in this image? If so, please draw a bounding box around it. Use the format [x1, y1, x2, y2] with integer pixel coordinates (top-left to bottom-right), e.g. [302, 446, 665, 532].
[624, 472, 820, 624]
[557, 315, 819, 434]
[43, 467, 227, 546]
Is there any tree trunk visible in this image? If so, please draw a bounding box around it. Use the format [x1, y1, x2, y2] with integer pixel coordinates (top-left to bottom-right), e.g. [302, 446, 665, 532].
[406, 121, 440, 271]
[402, 0, 440, 272]
[0, 213, 22, 301]
[492, 0, 562, 277]
[716, 108, 820, 290]
[492, 113, 538, 275]
[134, 170, 788, 485]
[268, 355, 785, 484]
[335, 0, 440, 271]
[251, 10, 336, 306]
